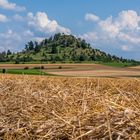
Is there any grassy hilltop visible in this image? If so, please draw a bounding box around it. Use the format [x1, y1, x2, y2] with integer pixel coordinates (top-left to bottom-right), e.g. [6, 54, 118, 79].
[0, 33, 139, 67]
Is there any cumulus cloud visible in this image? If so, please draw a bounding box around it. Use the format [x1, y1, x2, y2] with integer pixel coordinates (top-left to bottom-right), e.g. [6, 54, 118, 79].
[85, 13, 100, 22]
[0, 29, 22, 51]
[98, 10, 140, 38]
[0, 13, 8, 22]
[0, 29, 35, 51]
[27, 12, 71, 34]
[83, 10, 140, 59]
[0, 0, 26, 11]
[0, 11, 72, 51]
[117, 10, 140, 30]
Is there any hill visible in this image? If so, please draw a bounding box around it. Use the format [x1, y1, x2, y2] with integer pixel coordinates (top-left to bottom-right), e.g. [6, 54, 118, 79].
[0, 33, 139, 66]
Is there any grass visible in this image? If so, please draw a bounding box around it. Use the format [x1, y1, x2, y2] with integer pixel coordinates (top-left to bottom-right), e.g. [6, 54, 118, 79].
[0, 69, 48, 75]
[99, 62, 135, 67]
[0, 75, 140, 139]
[0, 61, 139, 67]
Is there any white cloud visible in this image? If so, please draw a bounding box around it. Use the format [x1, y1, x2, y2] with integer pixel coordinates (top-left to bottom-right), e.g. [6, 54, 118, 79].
[85, 13, 100, 22]
[0, 29, 20, 40]
[97, 10, 140, 41]
[0, 13, 8, 22]
[0, 29, 22, 51]
[121, 45, 130, 51]
[0, 11, 72, 52]
[33, 37, 44, 43]
[117, 10, 140, 30]
[0, 29, 35, 51]
[82, 10, 140, 60]
[118, 32, 140, 44]
[83, 10, 140, 59]
[0, 0, 26, 11]
[23, 30, 34, 37]
[99, 16, 120, 38]
[27, 12, 71, 34]
[81, 32, 98, 42]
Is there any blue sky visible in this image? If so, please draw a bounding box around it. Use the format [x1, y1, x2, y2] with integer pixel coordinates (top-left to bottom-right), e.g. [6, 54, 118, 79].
[0, 0, 140, 60]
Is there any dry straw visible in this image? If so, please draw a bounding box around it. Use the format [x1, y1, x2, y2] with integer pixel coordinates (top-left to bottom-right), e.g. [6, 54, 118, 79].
[0, 74, 140, 140]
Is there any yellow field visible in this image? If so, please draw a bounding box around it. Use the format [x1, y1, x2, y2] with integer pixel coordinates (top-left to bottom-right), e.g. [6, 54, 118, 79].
[0, 74, 140, 139]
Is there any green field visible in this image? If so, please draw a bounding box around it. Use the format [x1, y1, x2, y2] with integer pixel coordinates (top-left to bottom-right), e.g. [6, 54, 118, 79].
[0, 69, 48, 75]
[98, 62, 136, 67]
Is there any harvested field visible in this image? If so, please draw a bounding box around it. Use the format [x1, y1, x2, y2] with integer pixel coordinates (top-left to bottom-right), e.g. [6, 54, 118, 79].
[48, 70, 140, 77]
[130, 66, 140, 70]
[0, 74, 140, 139]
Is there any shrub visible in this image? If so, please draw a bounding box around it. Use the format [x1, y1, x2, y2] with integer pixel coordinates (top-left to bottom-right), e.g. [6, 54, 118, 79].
[15, 60, 19, 64]
[24, 66, 29, 70]
[34, 67, 41, 69]
[41, 66, 44, 69]
[58, 66, 62, 69]
[2, 69, 6, 73]
[34, 66, 44, 69]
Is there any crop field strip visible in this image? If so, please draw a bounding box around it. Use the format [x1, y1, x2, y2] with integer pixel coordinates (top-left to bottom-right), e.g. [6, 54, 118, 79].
[0, 74, 140, 139]
[47, 70, 140, 77]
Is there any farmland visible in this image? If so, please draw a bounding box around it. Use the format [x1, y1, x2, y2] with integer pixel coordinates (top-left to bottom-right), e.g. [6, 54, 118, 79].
[0, 63, 140, 139]
[0, 74, 140, 139]
[0, 63, 140, 77]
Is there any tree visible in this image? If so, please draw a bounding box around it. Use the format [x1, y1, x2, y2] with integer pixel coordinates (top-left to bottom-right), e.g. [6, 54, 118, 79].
[25, 41, 34, 51]
[48, 36, 53, 42]
[51, 44, 57, 54]
[54, 33, 61, 41]
[34, 41, 41, 53]
[0, 51, 7, 62]
[81, 39, 87, 49]
[25, 44, 29, 51]
[7, 50, 12, 55]
[79, 54, 87, 61]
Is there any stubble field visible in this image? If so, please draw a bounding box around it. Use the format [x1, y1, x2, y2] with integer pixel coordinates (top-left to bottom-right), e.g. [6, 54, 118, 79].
[0, 74, 140, 139]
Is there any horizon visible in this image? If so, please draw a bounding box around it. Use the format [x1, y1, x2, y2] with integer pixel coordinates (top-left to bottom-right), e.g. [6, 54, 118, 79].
[0, 0, 140, 60]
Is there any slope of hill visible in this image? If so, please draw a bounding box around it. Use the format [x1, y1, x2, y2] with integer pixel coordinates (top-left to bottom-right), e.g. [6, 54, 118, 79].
[0, 33, 139, 66]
